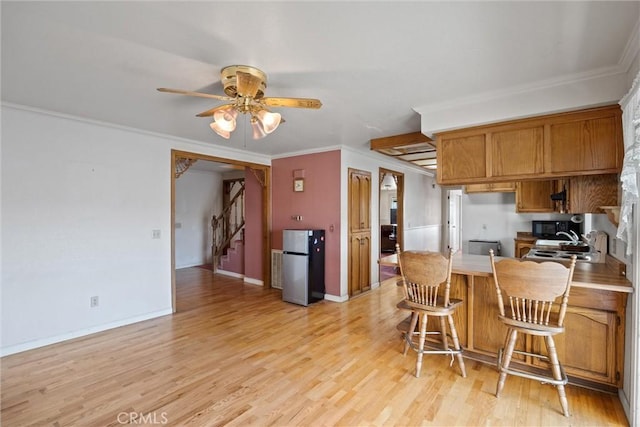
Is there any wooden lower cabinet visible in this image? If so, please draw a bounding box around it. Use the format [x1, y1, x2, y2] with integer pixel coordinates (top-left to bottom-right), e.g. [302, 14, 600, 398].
[451, 274, 625, 392]
[531, 307, 618, 385]
[514, 238, 536, 258]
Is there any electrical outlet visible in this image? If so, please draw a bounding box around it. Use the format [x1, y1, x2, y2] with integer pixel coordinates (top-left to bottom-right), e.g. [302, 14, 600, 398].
[152, 229, 161, 239]
[90, 296, 99, 307]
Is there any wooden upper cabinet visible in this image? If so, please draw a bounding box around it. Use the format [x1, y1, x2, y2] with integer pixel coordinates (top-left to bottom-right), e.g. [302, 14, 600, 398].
[491, 126, 544, 178]
[548, 112, 622, 175]
[436, 105, 623, 185]
[465, 182, 516, 193]
[567, 174, 619, 214]
[437, 133, 487, 184]
[515, 180, 557, 213]
[514, 174, 619, 214]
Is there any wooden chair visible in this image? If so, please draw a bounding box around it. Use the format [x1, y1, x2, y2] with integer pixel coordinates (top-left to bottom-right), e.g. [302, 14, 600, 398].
[488, 249, 576, 417]
[395, 245, 466, 378]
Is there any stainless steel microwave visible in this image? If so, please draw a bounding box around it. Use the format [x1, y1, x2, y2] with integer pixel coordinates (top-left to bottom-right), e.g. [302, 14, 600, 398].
[531, 220, 581, 239]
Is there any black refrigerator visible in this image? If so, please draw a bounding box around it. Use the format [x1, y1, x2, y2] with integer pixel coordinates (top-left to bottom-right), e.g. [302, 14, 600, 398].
[282, 229, 325, 306]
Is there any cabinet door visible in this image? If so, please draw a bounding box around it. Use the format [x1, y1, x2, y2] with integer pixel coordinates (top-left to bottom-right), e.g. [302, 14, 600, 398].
[437, 133, 487, 184]
[349, 234, 371, 296]
[465, 183, 493, 193]
[348, 169, 372, 297]
[531, 307, 618, 386]
[515, 181, 556, 213]
[515, 240, 534, 258]
[491, 127, 544, 178]
[465, 182, 516, 193]
[549, 115, 621, 174]
[349, 170, 371, 232]
[568, 174, 619, 214]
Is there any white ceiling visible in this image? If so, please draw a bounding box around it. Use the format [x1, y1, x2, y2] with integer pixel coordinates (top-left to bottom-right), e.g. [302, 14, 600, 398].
[2, 2, 639, 157]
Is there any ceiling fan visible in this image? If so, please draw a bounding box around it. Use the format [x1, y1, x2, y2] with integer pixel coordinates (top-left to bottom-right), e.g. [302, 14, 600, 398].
[157, 65, 322, 139]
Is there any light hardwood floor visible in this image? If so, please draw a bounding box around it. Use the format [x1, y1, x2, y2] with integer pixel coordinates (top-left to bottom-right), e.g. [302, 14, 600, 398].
[1, 268, 629, 426]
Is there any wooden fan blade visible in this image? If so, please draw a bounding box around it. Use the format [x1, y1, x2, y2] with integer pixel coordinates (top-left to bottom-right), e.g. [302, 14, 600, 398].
[236, 71, 262, 98]
[157, 87, 232, 101]
[195, 104, 235, 117]
[262, 97, 322, 109]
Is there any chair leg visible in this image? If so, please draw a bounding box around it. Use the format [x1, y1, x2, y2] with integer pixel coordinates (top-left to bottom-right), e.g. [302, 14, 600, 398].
[439, 316, 449, 350]
[447, 314, 466, 378]
[415, 313, 428, 378]
[545, 335, 570, 417]
[404, 312, 419, 356]
[496, 328, 518, 397]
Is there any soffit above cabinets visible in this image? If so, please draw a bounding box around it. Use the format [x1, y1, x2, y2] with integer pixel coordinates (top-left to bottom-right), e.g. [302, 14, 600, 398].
[370, 132, 437, 172]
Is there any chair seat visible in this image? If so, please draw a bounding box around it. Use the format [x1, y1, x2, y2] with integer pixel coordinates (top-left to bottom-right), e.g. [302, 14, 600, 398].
[499, 315, 565, 335]
[396, 298, 462, 316]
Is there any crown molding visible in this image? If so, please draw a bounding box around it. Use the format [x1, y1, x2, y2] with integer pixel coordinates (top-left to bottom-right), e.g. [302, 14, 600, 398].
[413, 65, 625, 116]
[619, 16, 640, 73]
[1, 102, 272, 165]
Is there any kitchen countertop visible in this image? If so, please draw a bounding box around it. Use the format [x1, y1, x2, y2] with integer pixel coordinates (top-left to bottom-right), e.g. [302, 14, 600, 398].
[379, 252, 633, 293]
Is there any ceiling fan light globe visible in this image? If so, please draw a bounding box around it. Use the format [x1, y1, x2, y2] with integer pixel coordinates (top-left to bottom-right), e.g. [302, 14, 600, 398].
[251, 118, 267, 139]
[213, 108, 237, 121]
[256, 110, 281, 134]
[212, 109, 237, 132]
[210, 122, 231, 139]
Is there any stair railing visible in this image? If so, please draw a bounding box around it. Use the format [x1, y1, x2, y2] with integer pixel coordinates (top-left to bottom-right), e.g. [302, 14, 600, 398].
[211, 182, 245, 271]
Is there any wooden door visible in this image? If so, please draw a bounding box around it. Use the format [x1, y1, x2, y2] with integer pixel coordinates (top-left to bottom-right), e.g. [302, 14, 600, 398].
[349, 234, 371, 296]
[348, 169, 371, 296]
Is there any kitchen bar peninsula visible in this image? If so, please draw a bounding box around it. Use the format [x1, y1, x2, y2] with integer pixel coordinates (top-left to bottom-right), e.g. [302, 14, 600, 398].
[380, 252, 632, 393]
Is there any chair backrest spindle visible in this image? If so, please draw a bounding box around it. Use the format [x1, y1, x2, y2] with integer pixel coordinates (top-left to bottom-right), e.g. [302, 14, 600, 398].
[396, 245, 454, 308]
[489, 249, 576, 328]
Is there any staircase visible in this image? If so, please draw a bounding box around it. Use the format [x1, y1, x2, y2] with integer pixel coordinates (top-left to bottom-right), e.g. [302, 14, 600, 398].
[218, 236, 245, 274]
[211, 181, 245, 273]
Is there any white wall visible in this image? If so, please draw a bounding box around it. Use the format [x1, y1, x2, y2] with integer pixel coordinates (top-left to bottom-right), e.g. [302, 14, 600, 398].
[0, 105, 270, 355]
[403, 173, 442, 252]
[175, 169, 221, 268]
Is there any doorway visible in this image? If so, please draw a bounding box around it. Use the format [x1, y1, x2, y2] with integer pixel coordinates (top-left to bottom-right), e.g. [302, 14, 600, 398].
[378, 169, 404, 283]
[171, 150, 271, 312]
[379, 169, 404, 253]
[445, 189, 462, 253]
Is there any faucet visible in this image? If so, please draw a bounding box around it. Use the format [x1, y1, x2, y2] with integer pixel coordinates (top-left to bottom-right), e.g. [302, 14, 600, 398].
[556, 231, 579, 243]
